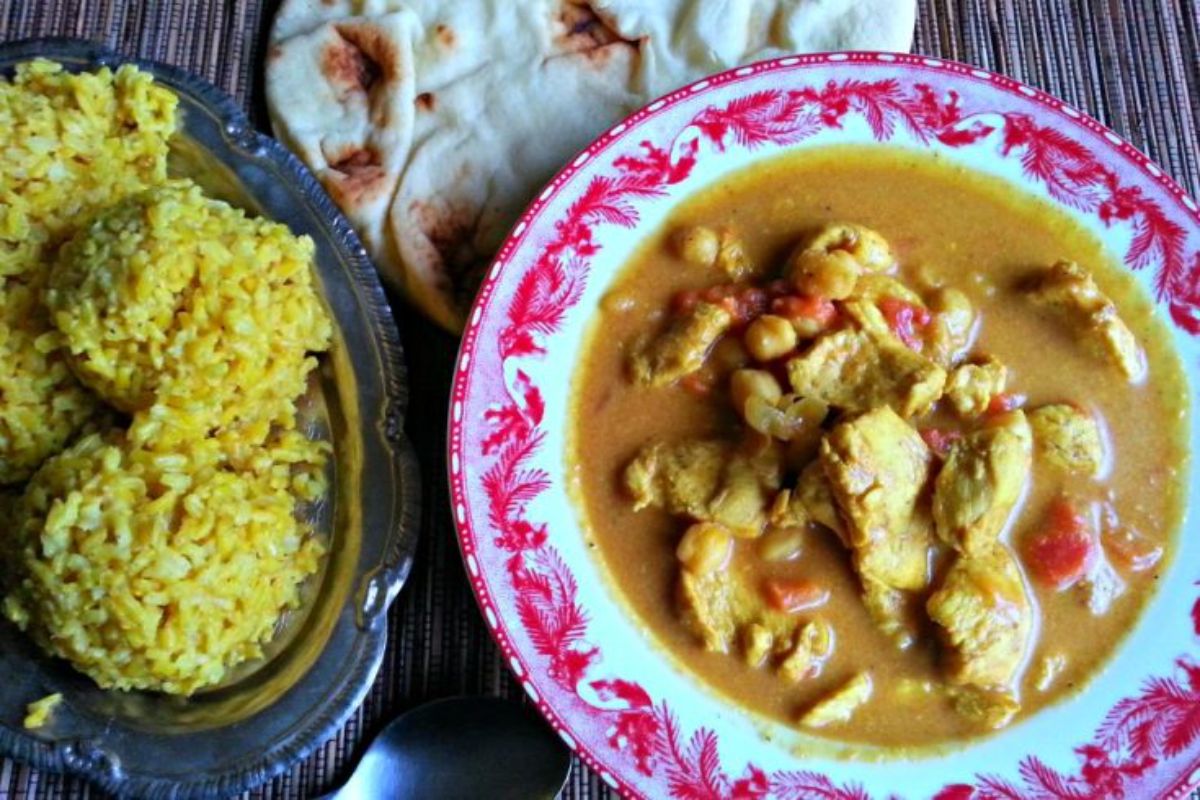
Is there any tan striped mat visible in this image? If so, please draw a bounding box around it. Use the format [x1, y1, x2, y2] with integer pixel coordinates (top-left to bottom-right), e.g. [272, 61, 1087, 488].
[1, 1, 1197, 797]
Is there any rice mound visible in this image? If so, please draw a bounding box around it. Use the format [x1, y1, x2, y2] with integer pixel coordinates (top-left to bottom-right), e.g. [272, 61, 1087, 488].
[47, 180, 333, 441]
[0, 59, 176, 484]
[2, 428, 328, 695]
[0, 62, 336, 696]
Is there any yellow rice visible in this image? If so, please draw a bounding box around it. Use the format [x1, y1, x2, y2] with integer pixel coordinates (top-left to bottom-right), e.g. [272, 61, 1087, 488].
[47, 180, 332, 443]
[0, 59, 176, 484]
[23, 693, 62, 729]
[3, 429, 327, 695]
[0, 62, 336, 696]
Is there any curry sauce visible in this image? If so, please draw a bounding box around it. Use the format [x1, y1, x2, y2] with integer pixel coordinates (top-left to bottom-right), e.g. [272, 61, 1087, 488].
[569, 146, 1188, 749]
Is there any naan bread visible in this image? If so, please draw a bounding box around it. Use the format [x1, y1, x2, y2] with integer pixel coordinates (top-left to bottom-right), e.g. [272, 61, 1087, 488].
[266, 11, 417, 260]
[267, 0, 916, 331]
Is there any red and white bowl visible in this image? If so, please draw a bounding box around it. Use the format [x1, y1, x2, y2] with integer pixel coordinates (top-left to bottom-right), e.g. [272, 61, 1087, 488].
[448, 53, 1200, 799]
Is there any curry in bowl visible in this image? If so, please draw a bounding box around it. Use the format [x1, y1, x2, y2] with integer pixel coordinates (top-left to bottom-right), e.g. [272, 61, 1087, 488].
[571, 146, 1187, 748]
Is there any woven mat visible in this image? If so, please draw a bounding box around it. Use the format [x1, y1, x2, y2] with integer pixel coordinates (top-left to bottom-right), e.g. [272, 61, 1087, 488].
[1, 1, 1197, 798]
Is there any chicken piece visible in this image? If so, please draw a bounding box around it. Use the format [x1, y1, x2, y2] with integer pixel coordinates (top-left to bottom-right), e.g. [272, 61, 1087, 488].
[839, 278, 929, 351]
[708, 446, 784, 536]
[778, 619, 834, 683]
[624, 439, 726, 519]
[1028, 260, 1145, 381]
[795, 460, 846, 543]
[679, 569, 742, 652]
[624, 439, 782, 535]
[630, 302, 732, 387]
[678, 568, 796, 653]
[951, 687, 1020, 729]
[821, 407, 933, 592]
[741, 622, 775, 667]
[798, 672, 874, 728]
[840, 299, 894, 341]
[1027, 403, 1104, 476]
[944, 357, 1008, 418]
[852, 518, 934, 596]
[862, 578, 920, 649]
[927, 546, 1034, 691]
[768, 488, 807, 529]
[852, 273, 925, 305]
[933, 411, 1033, 555]
[787, 328, 946, 418]
[925, 288, 977, 368]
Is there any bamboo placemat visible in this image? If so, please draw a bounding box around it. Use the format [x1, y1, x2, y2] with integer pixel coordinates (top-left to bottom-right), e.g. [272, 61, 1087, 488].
[1, 1, 1197, 798]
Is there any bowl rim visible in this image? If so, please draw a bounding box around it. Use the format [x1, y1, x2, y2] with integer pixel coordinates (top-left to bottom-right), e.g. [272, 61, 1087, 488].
[0, 36, 420, 799]
[447, 50, 1200, 799]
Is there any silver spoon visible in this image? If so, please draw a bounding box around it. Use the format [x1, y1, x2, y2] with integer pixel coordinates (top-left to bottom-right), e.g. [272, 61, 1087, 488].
[320, 696, 573, 800]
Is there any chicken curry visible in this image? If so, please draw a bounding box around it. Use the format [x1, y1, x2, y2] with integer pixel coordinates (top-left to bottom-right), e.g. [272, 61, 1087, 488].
[569, 146, 1188, 749]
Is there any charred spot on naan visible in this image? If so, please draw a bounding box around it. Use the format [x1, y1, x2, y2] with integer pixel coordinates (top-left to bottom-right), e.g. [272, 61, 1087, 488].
[406, 196, 490, 320]
[319, 144, 390, 207]
[555, 1, 638, 54]
[319, 22, 403, 99]
[416, 92, 436, 112]
[434, 23, 457, 49]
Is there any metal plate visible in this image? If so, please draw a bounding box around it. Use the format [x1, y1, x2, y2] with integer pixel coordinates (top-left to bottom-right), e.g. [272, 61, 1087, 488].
[0, 37, 420, 798]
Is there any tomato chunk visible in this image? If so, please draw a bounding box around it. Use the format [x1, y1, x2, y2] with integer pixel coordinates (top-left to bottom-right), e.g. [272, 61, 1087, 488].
[878, 297, 932, 351]
[671, 289, 700, 315]
[986, 392, 1026, 415]
[1023, 498, 1097, 589]
[671, 284, 770, 326]
[920, 427, 963, 458]
[763, 578, 830, 613]
[770, 294, 838, 328]
[679, 372, 714, 397]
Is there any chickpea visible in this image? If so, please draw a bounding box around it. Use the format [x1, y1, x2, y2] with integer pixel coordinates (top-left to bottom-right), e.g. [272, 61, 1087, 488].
[672, 225, 720, 267]
[744, 314, 798, 361]
[729, 369, 782, 416]
[742, 394, 782, 438]
[912, 262, 945, 291]
[787, 248, 860, 299]
[806, 222, 894, 272]
[715, 231, 755, 280]
[783, 395, 828, 428]
[777, 394, 828, 445]
[790, 314, 828, 340]
[677, 522, 733, 575]
[931, 287, 973, 317]
[600, 290, 637, 314]
[758, 525, 805, 562]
